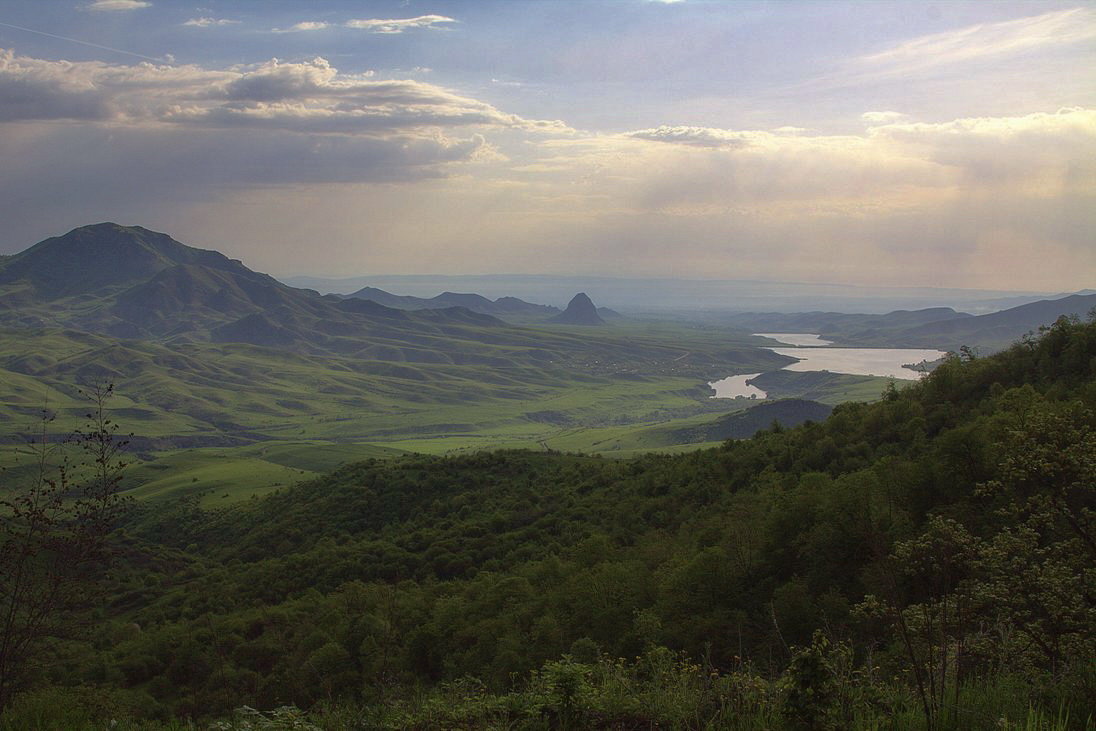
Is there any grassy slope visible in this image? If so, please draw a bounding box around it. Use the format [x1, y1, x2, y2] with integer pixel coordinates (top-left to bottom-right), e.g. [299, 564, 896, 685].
[0, 323, 816, 499]
[0, 320, 805, 433]
[0, 319, 898, 502]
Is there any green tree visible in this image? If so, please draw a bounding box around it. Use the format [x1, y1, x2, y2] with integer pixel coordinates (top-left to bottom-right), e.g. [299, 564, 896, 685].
[0, 384, 132, 710]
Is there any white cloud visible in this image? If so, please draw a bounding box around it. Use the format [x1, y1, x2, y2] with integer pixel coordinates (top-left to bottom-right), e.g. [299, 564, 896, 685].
[182, 17, 239, 28]
[0, 49, 232, 122]
[272, 21, 330, 33]
[861, 111, 908, 125]
[84, 0, 150, 10]
[0, 43, 1091, 290]
[628, 125, 759, 148]
[0, 49, 570, 137]
[857, 7, 1096, 78]
[344, 15, 456, 34]
[482, 108, 1093, 288]
[618, 110, 1096, 211]
[866, 108, 1096, 187]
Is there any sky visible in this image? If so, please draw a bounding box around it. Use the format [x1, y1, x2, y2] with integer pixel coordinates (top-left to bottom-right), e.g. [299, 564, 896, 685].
[0, 0, 1093, 291]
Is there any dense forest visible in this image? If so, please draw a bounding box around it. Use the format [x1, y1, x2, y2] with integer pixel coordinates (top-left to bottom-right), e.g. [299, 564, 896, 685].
[2, 315, 1094, 729]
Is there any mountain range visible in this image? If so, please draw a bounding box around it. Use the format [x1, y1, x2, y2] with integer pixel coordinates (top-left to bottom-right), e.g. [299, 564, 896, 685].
[4, 224, 1091, 359]
[1, 224, 788, 386]
[340, 286, 561, 319]
[0, 224, 803, 456]
[281, 273, 1064, 314]
[339, 285, 622, 323]
[0, 224, 601, 364]
[723, 295, 1096, 353]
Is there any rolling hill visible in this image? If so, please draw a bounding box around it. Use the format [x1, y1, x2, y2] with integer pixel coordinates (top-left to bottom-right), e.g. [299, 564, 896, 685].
[0, 224, 796, 465]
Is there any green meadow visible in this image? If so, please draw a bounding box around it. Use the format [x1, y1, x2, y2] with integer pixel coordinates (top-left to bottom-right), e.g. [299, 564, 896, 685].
[0, 321, 902, 504]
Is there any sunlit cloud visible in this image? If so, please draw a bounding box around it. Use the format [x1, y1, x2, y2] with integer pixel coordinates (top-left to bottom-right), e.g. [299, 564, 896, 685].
[0, 51, 567, 135]
[344, 15, 457, 33]
[272, 21, 331, 33]
[84, 0, 150, 10]
[464, 108, 1094, 288]
[617, 109, 1096, 212]
[0, 1, 1091, 295]
[861, 111, 908, 125]
[182, 17, 239, 28]
[628, 125, 756, 148]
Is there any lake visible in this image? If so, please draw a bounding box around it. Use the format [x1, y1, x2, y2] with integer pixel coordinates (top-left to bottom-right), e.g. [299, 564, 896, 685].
[754, 333, 834, 347]
[710, 334, 948, 399]
[708, 373, 767, 399]
[768, 347, 947, 380]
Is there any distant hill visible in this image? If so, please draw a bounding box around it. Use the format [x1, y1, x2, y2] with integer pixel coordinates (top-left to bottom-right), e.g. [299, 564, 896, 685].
[722, 294, 1096, 352]
[721, 307, 972, 344]
[894, 293, 1096, 352]
[343, 286, 559, 319]
[550, 293, 605, 325]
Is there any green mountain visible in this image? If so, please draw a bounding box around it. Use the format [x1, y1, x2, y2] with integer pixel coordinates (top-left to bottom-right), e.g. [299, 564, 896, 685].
[1, 224, 558, 357]
[0, 222, 253, 299]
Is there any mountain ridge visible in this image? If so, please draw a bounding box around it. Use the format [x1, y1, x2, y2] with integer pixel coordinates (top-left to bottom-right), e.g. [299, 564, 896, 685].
[0, 224, 530, 356]
[0, 224, 746, 374]
[0, 222, 251, 299]
[342, 285, 559, 320]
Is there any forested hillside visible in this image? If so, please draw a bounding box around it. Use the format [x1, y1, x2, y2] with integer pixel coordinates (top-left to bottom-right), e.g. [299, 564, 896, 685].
[2, 316, 1094, 729]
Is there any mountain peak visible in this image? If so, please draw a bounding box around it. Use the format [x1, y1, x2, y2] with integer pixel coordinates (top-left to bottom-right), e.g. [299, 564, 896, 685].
[550, 292, 605, 325]
[0, 223, 245, 299]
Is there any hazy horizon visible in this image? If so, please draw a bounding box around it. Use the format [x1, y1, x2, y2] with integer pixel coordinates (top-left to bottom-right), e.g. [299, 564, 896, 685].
[1, 1, 1093, 291]
[280, 272, 1074, 314]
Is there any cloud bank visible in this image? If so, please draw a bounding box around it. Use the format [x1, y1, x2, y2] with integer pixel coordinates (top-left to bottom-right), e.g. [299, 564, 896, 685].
[0, 51, 566, 135]
[0, 47, 1091, 290]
